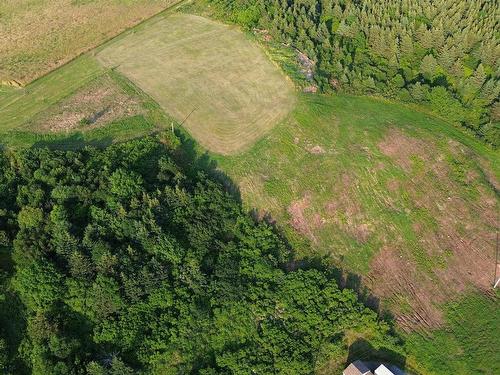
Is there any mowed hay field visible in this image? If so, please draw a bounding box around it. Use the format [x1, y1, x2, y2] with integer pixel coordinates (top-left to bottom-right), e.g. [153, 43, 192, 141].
[0, 0, 181, 85]
[97, 13, 296, 154]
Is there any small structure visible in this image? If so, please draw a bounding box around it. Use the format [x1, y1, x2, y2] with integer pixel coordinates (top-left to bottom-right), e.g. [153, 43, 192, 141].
[344, 361, 401, 375]
[374, 364, 396, 375]
[343, 360, 373, 375]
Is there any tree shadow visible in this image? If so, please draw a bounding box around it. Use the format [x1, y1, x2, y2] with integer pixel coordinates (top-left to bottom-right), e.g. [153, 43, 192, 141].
[87, 106, 111, 125]
[173, 130, 241, 204]
[31, 133, 113, 151]
[347, 338, 407, 374]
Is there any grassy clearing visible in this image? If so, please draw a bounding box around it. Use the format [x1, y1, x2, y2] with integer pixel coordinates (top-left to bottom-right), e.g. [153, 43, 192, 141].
[215, 93, 499, 331]
[97, 13, 296, 155]
[405, 292, 500, 375]
[0, 55, 103, 133]
[0, 0, 181, 84]
[0, 115, 156, 151]
[0, 63, 176, 150]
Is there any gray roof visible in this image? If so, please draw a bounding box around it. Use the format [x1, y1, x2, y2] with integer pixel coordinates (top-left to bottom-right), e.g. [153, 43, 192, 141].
[343, 360, 374, 375]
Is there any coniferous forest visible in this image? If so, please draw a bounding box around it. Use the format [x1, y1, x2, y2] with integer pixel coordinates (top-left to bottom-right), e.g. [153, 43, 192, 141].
[209, 0, 499, 145]
[0, 136, 399, 374]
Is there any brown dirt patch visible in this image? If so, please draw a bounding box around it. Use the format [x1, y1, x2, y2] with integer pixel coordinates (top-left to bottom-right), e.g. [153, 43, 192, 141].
[354, 223, 372, 243]
[303, 85, 318, 93]
[309, 145, 326, 154]
[366, 129, 499, 331]
[288, 193, 314, 239]
[377, 129, 437, 172]
[30, 74, 143, 132]
[378, 128, 448, 177]
[386, 178, 400, 192]
[368, 246, 445, 331]
[325, 173, 373, 243]
[312, 213, 326, 228]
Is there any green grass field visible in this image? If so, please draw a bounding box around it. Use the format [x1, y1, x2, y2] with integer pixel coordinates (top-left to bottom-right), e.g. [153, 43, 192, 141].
[96, 13, 296, 154]
[214, 94, 499, 331]
[405, 291, 500, 375]
[0, 56, 103, 133]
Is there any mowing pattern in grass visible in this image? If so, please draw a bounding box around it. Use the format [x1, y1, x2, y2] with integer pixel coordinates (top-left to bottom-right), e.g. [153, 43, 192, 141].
[215, 94, 499, 332]
[97, 13, 296, 155]
[0, 0, 181, 85]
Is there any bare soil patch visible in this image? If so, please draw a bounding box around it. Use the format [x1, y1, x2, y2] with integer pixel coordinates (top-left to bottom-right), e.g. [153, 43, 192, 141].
[368, 246, 445, 331]
[325, 173, 372, 244]
[288, 193, 314, 239]
[309, 145, 326, 154]
[378, 129, 428, 171]
[29, 74, 143, 132]
[367, 128, 499, 331]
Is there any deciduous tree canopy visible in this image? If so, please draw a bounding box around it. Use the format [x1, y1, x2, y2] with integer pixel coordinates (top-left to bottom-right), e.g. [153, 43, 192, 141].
[0, 137, 399, 374]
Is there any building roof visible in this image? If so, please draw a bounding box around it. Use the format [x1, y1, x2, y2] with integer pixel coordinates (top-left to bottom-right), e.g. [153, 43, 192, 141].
[343, 360, 374, 375]
[375, 364, 396, 375]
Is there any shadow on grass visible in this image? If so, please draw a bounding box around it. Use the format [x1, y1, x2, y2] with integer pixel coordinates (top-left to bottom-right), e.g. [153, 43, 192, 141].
[174, 130, 242, 204]
[31, 133, 113, 151]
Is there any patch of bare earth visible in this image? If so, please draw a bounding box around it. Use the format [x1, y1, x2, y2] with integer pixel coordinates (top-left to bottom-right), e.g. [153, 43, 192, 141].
[308, 145, 326, 154]
[370, 129, 499, 332]
[288, 193, 316, 241]
[31, 75, 143, 132]
[325, 173, 373, 244]
[368, 246, 445, 330]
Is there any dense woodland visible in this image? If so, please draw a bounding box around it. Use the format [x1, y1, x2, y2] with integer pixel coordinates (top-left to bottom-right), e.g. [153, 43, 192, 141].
[209, 0, 500, 145]
[0, 136, 400, 374]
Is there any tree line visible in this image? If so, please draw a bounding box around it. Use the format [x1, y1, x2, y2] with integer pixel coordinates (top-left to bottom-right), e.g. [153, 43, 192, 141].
[0, 136, 401, 374]
[209, 0, 499, 146]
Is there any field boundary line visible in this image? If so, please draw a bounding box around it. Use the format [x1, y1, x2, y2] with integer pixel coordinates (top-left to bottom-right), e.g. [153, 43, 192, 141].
[0, 0, 187, 90]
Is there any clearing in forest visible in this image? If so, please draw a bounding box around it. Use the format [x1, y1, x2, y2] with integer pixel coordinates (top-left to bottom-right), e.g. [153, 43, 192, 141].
[216, 94, 499, 335]
[97, 13, 295, 154]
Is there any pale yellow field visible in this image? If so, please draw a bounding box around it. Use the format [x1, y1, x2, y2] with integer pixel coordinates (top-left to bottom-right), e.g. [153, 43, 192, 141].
[0, 0, 180, 84]
[97, 13, 296, 154]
